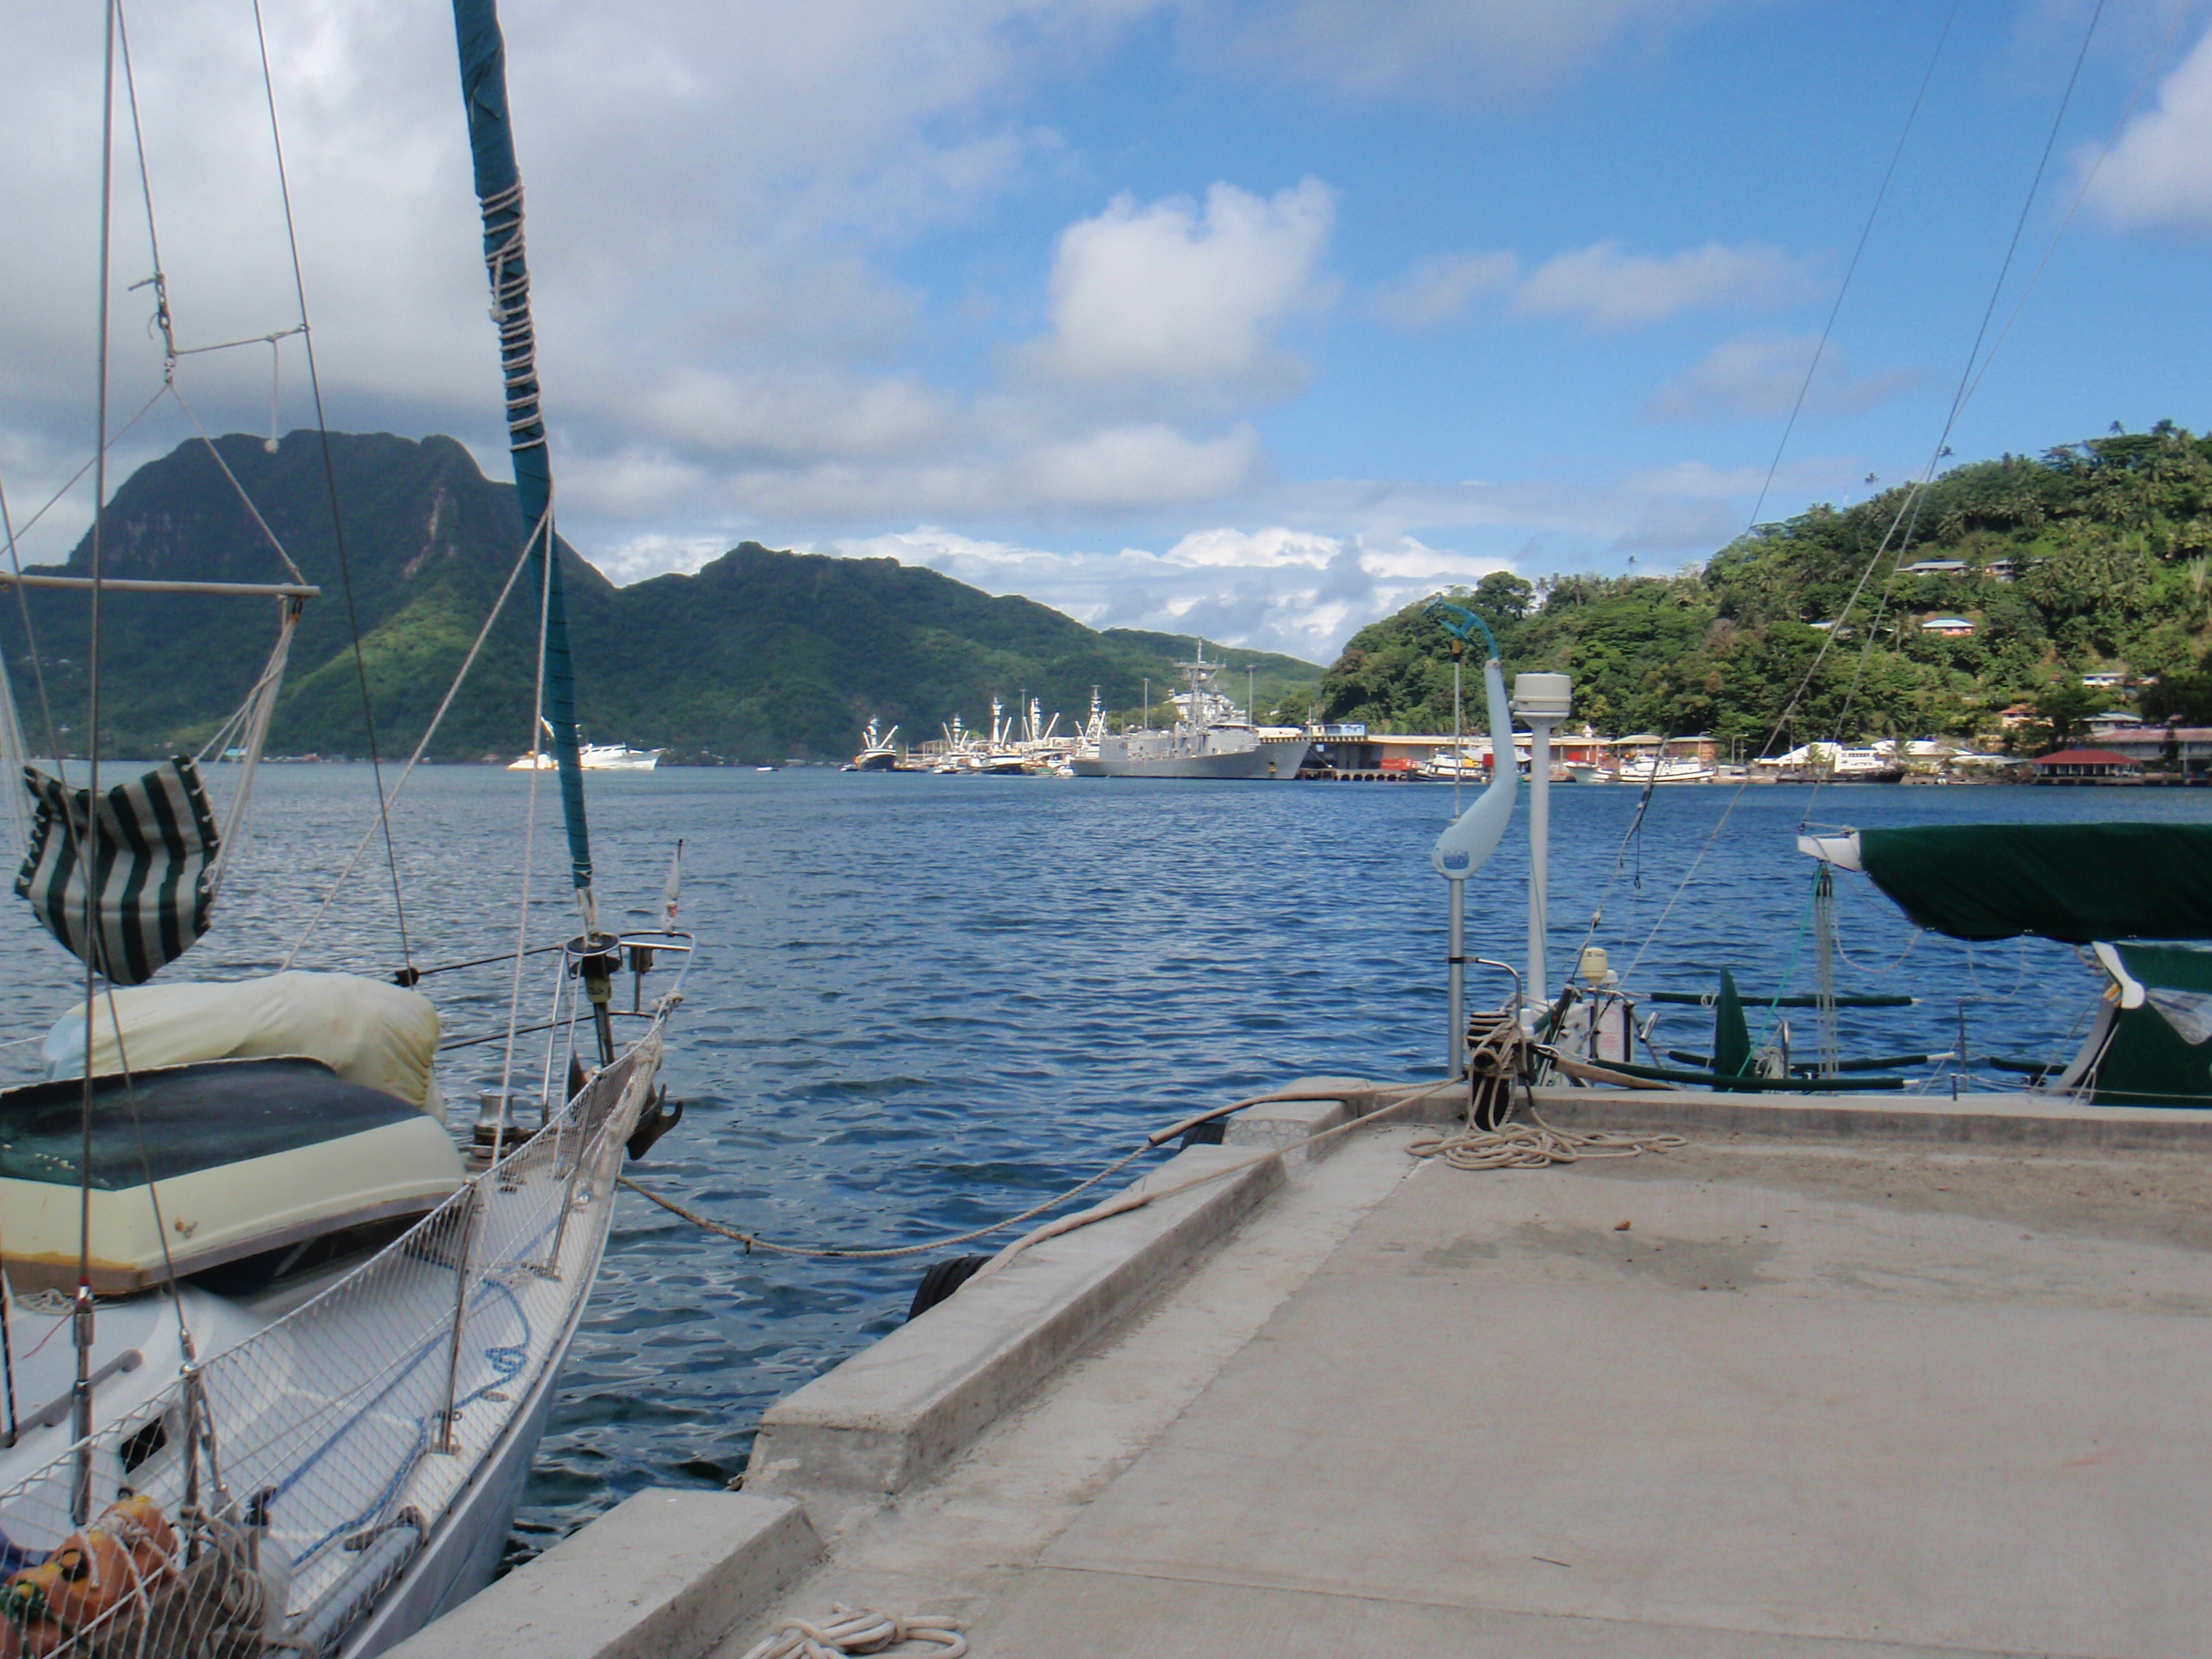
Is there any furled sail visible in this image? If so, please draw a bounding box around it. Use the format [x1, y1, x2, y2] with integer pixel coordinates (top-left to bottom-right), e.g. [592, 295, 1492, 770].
[452, 0, 594, 912]
[14, 758, 220, 984]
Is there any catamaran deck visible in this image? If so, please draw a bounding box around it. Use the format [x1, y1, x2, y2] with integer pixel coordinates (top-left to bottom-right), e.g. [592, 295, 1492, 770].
[396, 1084, 2212, 1659]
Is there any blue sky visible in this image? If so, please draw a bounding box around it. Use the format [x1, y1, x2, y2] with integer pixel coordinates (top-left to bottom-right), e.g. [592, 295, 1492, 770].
[5, 1, 2211, 662]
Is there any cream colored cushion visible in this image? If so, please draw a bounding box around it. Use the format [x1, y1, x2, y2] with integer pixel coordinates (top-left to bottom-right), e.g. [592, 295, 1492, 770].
[40, 972, 444, 1121]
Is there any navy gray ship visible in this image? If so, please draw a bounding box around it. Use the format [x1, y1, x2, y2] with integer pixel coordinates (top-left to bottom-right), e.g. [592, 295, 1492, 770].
[1072, 646, 1308, 779]
[851, 644, 1311, 779]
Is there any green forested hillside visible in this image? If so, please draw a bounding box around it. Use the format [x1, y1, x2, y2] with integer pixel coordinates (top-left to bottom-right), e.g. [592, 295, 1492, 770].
[2, 433, 1324, 763]
[1097, 630, 1325, 724]
[1313, 424, 2212, 751]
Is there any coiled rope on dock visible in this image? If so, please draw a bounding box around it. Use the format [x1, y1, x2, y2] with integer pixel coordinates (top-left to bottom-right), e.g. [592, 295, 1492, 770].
[1406, 1114, 1686, 1170]
[739, 1603, 966, 1659]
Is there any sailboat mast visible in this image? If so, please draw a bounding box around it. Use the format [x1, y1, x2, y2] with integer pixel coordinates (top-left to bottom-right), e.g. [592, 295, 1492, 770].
[451, 0, 595, 919]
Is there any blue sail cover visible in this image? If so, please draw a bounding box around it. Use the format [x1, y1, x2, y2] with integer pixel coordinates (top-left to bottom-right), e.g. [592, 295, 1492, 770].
[451, 0, 593, 899]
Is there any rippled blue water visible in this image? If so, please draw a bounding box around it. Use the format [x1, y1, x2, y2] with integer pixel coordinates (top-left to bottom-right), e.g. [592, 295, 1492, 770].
[0, 766, 2205, 1558]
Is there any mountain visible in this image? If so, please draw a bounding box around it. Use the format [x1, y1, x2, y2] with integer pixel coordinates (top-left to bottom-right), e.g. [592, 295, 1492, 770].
[1, 432, 1324, 764]
[1312, 423, 2212, 752]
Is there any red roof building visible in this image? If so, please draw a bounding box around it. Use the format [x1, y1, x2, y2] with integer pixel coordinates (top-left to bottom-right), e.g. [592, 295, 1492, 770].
[2031, 747, 2143, 780]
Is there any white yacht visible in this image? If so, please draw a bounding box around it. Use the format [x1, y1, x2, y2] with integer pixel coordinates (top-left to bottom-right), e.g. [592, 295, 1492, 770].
[508, 723, 662, 771]
[1417, 747, 1490, 782]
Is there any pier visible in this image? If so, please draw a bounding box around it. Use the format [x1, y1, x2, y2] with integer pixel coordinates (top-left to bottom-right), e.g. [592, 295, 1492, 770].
[391, 1081, 2212, 1659]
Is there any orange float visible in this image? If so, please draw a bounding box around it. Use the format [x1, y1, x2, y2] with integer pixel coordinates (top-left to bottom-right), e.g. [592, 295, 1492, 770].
[0, 1494, 179, 1654]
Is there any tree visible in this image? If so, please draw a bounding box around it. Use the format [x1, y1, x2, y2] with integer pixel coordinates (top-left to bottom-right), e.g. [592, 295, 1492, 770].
[2014, 682, 2104, 756]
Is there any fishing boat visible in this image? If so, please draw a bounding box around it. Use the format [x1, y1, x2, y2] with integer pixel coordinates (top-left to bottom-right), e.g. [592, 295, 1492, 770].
[968, 700, 1029, 775]
[848, 719, 899, 772]
[1616, 753, 1715, 785]
[1416, 747, 1490, 783]
[0, 5, 691, 1656]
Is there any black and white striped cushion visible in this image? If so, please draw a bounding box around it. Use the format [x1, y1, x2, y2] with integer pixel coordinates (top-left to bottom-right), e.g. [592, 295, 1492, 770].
[14, 758, 222, 985]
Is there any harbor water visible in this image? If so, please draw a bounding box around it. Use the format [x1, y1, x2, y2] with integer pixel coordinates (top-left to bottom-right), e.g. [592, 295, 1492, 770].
[0, 765, 2200, 1564]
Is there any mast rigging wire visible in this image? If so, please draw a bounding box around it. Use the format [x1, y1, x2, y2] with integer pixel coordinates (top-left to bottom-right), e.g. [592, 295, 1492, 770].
[249, 0, 413, 976]
[281, 514, 545, 969]
[1624, 0, 2112, 984]
[1742, 0, 1962, 533]
[1797, 0, 2108, 830]
[495, 510, 558, 1165]
[74, 0, 122, 1530]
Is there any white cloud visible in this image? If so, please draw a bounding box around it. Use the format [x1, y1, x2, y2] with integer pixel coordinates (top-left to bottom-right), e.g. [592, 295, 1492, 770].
[594, 532, 734, 585]
[1, 0, 1868, 623]
[1372, 239, 1818, 335]
[0, 0, 1206, 562]
[2085, 25, 2212, 234]
[651, 421, 1267, 526]
[1163, 527, 1340, 568]
[1643, 333, 1920, 422]
[829, 523, 1510, 662]
[1372, 250, 1521, 328]
[1020, 180, 1336, 399]
[1204, 0, 1742, 102]
[1515, 241, 1816, 329]
[799, 448, 1859, 663]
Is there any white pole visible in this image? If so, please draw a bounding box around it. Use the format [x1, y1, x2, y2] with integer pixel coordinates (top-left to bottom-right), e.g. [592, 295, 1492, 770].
[1448, 650, 1465, 1076]
[1448, 877, 1467, 1078]
[1512, 674, 1572, 1010]
[1528, 718, 1554, 1001]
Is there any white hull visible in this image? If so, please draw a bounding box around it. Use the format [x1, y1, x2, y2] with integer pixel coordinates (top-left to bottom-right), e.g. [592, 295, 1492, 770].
[342, 1153, 615, 1658]
[1616, 760, 1716, 785]
[508, 746, 662, 771]
[0, 1028, 668, 1659]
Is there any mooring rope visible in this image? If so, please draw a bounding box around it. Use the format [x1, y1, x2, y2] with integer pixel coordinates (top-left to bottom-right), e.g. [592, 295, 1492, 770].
[619, 1082, 1465, 1263]
[1406, 1114, 1685, 1171]
[739, 1604, 965, 1659]
[619, 1147, 1155, 1261]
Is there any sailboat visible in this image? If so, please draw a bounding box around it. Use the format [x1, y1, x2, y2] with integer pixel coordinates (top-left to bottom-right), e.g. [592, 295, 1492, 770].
[0, 4, 689, 1656]
[1439, 667, 2212, 1110]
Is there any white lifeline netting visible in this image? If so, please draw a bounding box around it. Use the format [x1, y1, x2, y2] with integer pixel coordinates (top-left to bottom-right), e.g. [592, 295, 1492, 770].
[0, 1029, 661, 1659]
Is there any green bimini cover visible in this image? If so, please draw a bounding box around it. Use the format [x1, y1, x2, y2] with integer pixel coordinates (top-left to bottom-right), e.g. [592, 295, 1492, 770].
[2093, 943, 2212, 1107]
[1855, 823, 2212, 943]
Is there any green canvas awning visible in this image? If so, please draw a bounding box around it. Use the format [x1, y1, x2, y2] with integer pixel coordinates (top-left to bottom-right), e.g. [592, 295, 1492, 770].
[1799, 823, 2212, 943]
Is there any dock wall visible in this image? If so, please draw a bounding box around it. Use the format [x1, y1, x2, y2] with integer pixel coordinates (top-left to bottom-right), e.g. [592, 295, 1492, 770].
[741, 1141, 1287, 1506]
[379, 1490, 820, 1659]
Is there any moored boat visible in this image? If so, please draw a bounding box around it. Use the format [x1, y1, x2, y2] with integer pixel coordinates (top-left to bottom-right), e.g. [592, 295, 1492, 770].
[508, 741, 663, 772]
[0, 3, 693, 1654]
[850, 718, 900, 771]
[1069, 644, 1305, 780]
[1616, 754, 1715, 785]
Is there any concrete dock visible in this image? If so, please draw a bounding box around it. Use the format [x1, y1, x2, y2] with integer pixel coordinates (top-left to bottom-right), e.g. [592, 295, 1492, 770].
[395, 1083, 2212, 1659]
